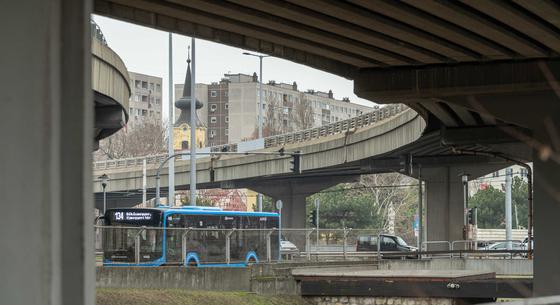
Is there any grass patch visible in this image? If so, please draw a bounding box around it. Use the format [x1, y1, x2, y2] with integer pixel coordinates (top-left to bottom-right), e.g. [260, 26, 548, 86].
[97, 289, 312, 305]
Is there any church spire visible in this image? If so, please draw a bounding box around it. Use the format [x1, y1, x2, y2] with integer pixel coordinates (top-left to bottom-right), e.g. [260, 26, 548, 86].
[175, 46, 204, 127]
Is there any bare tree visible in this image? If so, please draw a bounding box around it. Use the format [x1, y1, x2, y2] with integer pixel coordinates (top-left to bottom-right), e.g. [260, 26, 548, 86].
[358, 173, 417, 233]
[250, 93, 284, 139]
[294, 93, 315, 130]
[94, 118, 167, 160]
[250, 92, 315, 139]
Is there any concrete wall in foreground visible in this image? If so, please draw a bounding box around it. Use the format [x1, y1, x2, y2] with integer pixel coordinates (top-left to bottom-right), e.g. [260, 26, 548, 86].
[308, 296, 457, 305]
[96, 267, 251, 291]
[377, 259, 533, 276]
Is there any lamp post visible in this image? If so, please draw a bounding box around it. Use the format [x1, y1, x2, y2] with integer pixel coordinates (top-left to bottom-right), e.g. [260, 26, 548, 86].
[243, 51, 269, 211]
[99, 174, 109, 214]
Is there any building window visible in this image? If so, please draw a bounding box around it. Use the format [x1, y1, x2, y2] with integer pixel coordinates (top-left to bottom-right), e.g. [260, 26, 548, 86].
[492, 171, 500, 177]
[142, 81, 148, 89]
[181, 141, 189, 150]
[134, 95, 139, 102]
[142, 110, 147, 116]
[224, 91, 228, 97]
[141, 95, 148, 102]
[225, 116, 229, 123]
[224, 103, 229, 110]
[210, 90, 217, 97]
[135, 80, 141, 89]
[155, 98, 160, 104]
[210, 117, 217, 123]
[225, 129, 229, 136]
[156, 84, 161, 92]
[210, 104, 217, 112]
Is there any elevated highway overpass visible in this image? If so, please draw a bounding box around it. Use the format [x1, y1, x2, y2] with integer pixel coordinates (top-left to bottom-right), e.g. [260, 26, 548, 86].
[92, 1, 560, 295]
[4, 1, 560, 303]
[93, 104, 514, 237]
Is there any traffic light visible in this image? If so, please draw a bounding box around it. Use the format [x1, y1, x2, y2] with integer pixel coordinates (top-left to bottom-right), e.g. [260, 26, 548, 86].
[309, 210, 317, 226]
[467, 207, 477, 225]
[290, 151, 301, 174]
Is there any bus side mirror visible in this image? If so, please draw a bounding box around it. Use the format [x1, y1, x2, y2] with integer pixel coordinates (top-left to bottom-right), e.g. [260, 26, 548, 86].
[94, 216, 105, 225]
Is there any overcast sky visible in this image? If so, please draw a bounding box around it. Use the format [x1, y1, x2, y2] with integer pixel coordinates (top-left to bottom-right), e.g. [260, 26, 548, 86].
[93, 15, 378, 120]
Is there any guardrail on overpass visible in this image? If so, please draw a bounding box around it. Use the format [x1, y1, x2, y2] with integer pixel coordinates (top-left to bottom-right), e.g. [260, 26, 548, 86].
[93, 104, 407, 171]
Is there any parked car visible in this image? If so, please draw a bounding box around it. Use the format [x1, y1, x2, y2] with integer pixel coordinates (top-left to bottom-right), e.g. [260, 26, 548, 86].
[486, 241, 524, 251]
[483, 241, 525, 257]
[280, 236, 299, 259]
[356, 234, 417, 252]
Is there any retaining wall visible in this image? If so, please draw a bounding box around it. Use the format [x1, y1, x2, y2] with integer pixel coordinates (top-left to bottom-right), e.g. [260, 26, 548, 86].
[377, 258, 533, 276]
[307, 296, 458, 305]
[96, 267, 251, 291]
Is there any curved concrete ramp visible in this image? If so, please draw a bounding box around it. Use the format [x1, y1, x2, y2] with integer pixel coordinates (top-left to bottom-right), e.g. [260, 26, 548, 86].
[93, 107, 424, 202]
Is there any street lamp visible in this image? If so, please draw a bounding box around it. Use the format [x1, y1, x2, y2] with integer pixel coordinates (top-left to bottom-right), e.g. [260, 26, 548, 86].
[242, 52, 269, 138]
[243, 51, 269, 212]
[99, 174, 109, 214]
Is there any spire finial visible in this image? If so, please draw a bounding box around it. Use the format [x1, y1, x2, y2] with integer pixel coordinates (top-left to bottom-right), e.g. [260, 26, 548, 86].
[187, 45, 191, 64]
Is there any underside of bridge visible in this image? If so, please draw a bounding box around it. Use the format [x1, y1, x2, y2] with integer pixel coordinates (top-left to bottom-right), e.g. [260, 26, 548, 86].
[4, 0, 560, 304]
[90, 8, 560, 296]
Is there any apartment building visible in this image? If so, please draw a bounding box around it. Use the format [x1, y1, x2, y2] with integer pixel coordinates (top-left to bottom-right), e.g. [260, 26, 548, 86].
[128, 71, 162, 127]
[176, 72, 374, 146]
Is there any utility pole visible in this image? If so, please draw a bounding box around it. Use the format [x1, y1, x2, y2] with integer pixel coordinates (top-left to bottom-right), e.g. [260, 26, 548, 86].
[189, 37, 197, 206]
[142, 158, 147, 205]
[505, 168, 513, 250]
[314, 198, 320, 251]
[242, 52, 269, 211]
[417, 165, 423, 250]
[168, 33, 175, 206]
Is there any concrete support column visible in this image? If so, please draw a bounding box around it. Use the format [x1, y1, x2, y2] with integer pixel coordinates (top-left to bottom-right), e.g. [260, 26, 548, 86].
[423, 167, 464, 250]
[274, 193, 307, 230]
[533, 146, 560, 296]
[1, 1, 93, 305]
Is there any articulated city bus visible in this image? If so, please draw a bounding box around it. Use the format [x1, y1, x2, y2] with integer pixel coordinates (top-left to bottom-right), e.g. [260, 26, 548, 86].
[101, 206, 279, 267]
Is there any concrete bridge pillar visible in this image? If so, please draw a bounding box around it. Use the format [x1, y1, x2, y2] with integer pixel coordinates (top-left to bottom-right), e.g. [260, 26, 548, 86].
[274, 192, 308, 230]
[1, 1, 94, 304]
[249, 176, 357, 250]
[423, 167, 465, 250]
[421, 164, 507, 250]
[533, 135, 560, 296]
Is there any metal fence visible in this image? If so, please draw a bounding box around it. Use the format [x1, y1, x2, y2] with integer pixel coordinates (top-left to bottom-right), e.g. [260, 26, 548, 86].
[95, 226, 528, 266]
[93, 104, 407, 171]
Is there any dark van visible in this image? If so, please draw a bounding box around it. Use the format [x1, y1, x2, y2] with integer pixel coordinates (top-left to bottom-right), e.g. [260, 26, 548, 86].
[356, 234, 417, 252]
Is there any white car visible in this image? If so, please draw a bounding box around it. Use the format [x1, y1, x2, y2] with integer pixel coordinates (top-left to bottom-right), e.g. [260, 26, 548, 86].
[280, 237, 299, 258]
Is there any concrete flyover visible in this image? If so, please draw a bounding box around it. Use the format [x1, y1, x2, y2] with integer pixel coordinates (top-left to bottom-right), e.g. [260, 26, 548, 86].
[5, 1, 560, 304]
[91, 21, 130, 148]
[93, 1, 560, 296]
[93, 105, 424, 225]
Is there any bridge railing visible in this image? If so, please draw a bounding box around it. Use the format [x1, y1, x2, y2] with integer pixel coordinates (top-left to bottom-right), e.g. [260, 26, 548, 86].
[93, 104, 408, 171]
[95, 226, 528, 266]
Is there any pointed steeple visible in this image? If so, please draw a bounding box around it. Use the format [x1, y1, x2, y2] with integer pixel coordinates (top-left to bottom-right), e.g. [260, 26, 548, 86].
[175, 46, 204, 127]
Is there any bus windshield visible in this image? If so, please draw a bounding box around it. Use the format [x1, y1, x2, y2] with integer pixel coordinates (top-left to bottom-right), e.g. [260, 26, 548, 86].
[102, 209, 164, 264]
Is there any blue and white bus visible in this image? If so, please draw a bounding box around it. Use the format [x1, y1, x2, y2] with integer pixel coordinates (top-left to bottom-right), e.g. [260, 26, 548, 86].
[101, 206, 279, 267]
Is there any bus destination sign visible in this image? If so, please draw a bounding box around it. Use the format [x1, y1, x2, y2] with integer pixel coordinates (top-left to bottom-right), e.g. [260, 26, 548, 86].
[108, 209, 162, 226]
[114, 211, 153, 221]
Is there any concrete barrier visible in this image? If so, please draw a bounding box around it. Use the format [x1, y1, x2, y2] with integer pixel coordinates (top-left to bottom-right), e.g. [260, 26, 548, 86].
[96, 267, 251, 291]
[376, 258, 533, 276]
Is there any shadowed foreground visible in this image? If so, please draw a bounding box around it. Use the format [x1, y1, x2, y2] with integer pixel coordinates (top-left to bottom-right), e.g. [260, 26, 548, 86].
[96, 289, 311, 305]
